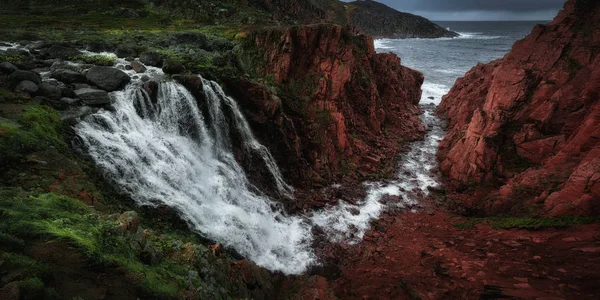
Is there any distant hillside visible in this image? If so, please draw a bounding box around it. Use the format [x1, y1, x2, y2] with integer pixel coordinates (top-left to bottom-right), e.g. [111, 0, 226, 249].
[347, 0, 458, 38]
[147, 0, 457, 39]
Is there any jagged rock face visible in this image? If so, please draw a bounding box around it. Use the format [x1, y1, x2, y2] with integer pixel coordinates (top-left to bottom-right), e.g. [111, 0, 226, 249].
[234, 24, 424, 187]
[437, 0, 600, 216]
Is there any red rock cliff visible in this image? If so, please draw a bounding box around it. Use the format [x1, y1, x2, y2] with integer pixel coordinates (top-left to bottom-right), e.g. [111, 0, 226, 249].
[230, 24, 424, 188]
[437, 0, 600, 216]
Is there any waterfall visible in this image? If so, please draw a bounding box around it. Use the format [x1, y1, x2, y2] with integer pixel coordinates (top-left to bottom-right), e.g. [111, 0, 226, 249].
[75, 80, 313, 274]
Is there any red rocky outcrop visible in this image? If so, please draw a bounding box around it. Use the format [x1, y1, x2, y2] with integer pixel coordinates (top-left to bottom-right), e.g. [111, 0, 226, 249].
[437, 0, 600, 216]
[231, 24, 424, 188]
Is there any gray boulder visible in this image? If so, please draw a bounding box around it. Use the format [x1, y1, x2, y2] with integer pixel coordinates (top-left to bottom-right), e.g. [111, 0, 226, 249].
[75, 88, 111, 106]
[131, 61, 147, 73]
[8, 70, 41, 86]
[115, 44, 137, 58]
[85, 66, 131, 92]
[38, 82, 62, 100]
[0, 62, 18, 74]
[51, 69, 87, 84]
[162, 59, 185, 75]
[15, 80, 38, 94]
[139, 52, 163, 67]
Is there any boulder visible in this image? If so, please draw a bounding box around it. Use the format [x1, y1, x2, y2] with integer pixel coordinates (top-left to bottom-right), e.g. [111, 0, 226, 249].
[162, 59, 185, 74]
[85, 66, 131, 91]
[60, 97, 79, 105]
[8, 70, 41, 85]
[75, 88, 111, 106]
[14, 80, 38, 94]
[131, 61, 147, 73]
[51, 69, 87, 84]
[0, 62, 18, 74]
[115, 44, 137, 58]
[38, 82, 62, 100]
[41, 44, 81, 59]
[169, 32, 210, 49]
[139, 52, 163, 67]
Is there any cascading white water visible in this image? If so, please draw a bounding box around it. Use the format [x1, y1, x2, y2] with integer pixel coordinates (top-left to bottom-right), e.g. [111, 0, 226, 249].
[71, 49, 444, 275]
[76, 80, 313, 274]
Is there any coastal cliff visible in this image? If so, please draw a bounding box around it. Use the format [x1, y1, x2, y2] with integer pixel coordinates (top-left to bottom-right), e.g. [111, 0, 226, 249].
[437, 0, 600, 216]
[233, 25, 424, 187]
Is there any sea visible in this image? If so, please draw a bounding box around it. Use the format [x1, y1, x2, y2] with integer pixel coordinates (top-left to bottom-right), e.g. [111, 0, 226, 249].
[374, 21, 550, 104]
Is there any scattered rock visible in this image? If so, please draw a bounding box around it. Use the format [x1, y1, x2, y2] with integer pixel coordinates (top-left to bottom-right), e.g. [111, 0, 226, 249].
[41, 44, 81, 59]
[38, 82, 62, 100]
[51, 69, 87, 84]
[60, 97, 79, 106]
[8, 69, 41, 85]
[0, 62, 18, 74]
[117, 211, 140, 234]
[513, 283, 532, 289]
[14, 80, 38, 94]
[115, 44, 137, 58]
[131, 61, 147, 73]
[162, 59, 185, 74]
[74, 88, 111, 106]
[85, 66, 131, 91]
[139, 51, 163, 67]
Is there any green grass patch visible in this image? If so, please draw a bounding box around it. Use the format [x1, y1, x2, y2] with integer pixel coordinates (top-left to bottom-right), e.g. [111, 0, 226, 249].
[0, 105, 67, 165]
[455, 216, 600, 230]
[0, 190, 237, 299]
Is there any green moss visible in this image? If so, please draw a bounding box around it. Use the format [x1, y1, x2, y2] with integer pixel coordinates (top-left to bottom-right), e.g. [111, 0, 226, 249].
[0, 52, 25, 64]
[70, 54, 116, 66]
[455, 216, 600, 230]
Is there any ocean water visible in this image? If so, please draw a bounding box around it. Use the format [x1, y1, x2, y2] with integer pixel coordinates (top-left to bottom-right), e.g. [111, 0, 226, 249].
[375, 21, 549, 104]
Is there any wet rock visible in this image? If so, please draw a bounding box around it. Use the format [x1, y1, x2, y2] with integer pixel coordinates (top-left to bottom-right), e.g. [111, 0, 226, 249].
[8, 70, 41, 86]
[49, 61, 83, 73]
[14, 80, 38, 94]
[51, 69, 87, 84]
[131, 61, 147, 73]
[60, 106, 93, 123]
[85, 66, 131, 91]
[85, 41, 113, 53]
[139, 51, 163, 67]
[162, 59, 185, 74]
[115, 44, 137, 58]
[60, 97, 79, 106]
[0, 62, 18, 74]
[38, 82, 62, 100]
[41, 44, 81, 59]
[75, 88, 111, 106]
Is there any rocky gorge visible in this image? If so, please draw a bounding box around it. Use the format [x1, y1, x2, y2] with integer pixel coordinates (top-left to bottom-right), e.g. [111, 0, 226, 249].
[0, 0, 599, 299]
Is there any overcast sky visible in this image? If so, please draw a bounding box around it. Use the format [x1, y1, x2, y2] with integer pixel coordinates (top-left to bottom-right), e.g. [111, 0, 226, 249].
[344, 0, 566, 21]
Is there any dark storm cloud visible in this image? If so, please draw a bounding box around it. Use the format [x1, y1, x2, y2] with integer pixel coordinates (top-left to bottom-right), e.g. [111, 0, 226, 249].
[343, 0, 566, 20]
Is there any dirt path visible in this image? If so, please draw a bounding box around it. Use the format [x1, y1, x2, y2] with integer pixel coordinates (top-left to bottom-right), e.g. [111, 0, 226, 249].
[328, 209, 600, 299]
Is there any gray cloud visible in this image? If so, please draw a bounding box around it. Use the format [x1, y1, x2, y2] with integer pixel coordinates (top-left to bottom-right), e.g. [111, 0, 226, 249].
[343, 0, 566, 20]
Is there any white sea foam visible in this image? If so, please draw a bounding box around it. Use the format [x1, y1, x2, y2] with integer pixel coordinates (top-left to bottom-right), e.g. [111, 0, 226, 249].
[420, 82, 450, 105]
